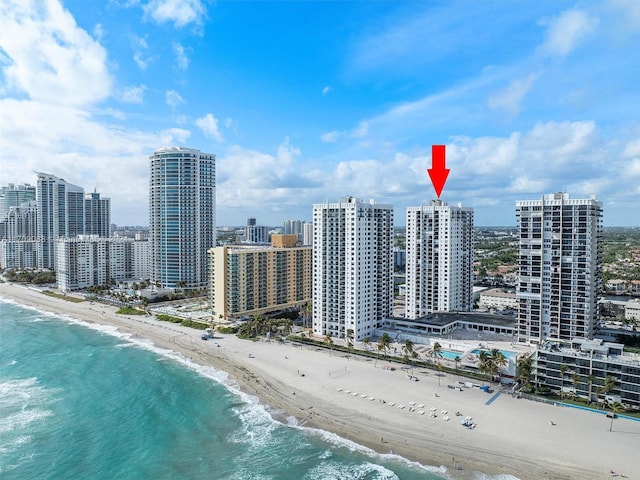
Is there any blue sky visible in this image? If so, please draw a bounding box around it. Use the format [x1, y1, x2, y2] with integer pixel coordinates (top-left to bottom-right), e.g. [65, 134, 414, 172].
[1, 0, 639, 227]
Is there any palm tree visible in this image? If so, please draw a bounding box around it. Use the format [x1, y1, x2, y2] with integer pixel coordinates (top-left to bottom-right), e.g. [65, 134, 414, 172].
[559, 365, 568, 400]
[378, 333, 391, 359]
[301, 302, 312, 328]
[609, 402, 625, 432]
[324, 332, 333, 356]
[346, 329, 354, 355]
[363, 336, 371, 352]
[604, 375, 617, 396]
[517, 356, 533, 392]
[571, 372, 579, 399]
[428, 341, 443, 364]
[491, 349, 507, 384]
[478, 351, 492, 385]
[402, 339, 415, 368]
[454, 356, 461, 372]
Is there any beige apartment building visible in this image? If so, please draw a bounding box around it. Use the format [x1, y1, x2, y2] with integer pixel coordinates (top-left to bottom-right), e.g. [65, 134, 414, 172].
[208, 235, 311, 320]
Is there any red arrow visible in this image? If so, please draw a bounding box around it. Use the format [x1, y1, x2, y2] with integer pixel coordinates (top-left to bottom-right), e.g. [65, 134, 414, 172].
[427, 144, 450, 198]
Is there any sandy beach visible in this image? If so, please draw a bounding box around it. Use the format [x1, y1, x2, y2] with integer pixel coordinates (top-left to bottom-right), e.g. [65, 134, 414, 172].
[1, 282, 638, 480]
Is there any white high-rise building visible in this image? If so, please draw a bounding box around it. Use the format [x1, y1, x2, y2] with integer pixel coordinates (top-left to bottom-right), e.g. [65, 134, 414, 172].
[133, 240, 150, 280]
[149, 147, 216, 289]
[516, 193, 603, 343]
[302, 222, 313, 246]
[36, 172, 85, 269]
[84, 191, 111, 238]
[405, 201, 474, 319]
[55, 236, 134, 291]
[312, 196, 393, 341]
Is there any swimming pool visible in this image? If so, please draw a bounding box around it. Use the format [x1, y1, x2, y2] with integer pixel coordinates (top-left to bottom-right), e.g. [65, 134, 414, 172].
[470, 348, 518, 359]
[437, 349, 465, 360]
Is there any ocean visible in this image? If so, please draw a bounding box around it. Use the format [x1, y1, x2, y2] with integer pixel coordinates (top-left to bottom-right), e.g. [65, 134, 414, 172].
[0, 298, 512, 480]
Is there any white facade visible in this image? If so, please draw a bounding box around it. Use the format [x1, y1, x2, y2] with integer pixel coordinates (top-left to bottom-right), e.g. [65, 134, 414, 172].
[55, 236, 134, 291]
[516, 193, 602, 343]
[36, 172, 85, 269]
[0, 240, 39, 269]
[133, 240, 150, 279]
[312, 197, 394, 341]
[302, 222, 313, 246]
[149, 147, 216, 289]
[84, 191, 111, 237]
[405, 201, 474, 319]
[479, 289, 518, 311]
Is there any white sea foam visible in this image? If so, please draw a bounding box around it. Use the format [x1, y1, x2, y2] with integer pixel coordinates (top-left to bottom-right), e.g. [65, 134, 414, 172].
[0, 376, 57, 470]
[293, 424, 447, 477]
[305, 460, 400, 480]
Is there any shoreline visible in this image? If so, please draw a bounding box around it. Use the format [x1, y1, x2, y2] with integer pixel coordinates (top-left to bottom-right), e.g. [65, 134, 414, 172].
[1, 282, 638, 480]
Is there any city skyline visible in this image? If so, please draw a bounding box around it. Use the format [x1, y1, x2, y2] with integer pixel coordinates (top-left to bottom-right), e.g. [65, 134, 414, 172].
[1, 1, 640, 226]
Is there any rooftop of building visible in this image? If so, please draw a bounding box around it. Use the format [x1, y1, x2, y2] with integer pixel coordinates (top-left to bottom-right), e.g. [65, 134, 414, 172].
[538, 338, 640, 366]
[481, 288, 516, 298]
[391, 311, 516, 328]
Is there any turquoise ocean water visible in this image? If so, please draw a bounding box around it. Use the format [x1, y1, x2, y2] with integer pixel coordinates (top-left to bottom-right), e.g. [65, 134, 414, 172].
[0, 298, 515, 480]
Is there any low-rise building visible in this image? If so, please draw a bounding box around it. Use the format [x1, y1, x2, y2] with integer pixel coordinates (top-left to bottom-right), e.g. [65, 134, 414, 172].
[605, 279, 628, 293]
[479, 288, 518, 311]
[532, 338, 640, 410]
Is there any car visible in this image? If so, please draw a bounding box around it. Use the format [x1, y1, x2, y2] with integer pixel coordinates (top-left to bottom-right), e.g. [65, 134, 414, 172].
[201, 334, 209, 340]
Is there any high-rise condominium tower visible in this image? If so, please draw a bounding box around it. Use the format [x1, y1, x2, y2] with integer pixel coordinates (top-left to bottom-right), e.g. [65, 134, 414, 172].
[84, 191, 111, 237]
[405, 201, 474, 319]
[516, 193, 602, 343]
[312, 196, 393, 341]
[149, 147, 216, 289]
[36, 172, 85, 269]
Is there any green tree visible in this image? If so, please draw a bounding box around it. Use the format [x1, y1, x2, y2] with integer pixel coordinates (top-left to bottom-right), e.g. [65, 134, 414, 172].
[454, 356, 461, 371]
[428, 341, 442, 364]
[402, 339, 415, 373]
[378, 333, 391, 359]
[363, 337, 371, 351]
[301, 302, 312, 328]
[346, 329, 354, 354]
[517, 356, 533, 392]
[324, 332, 333, 356]
[609, 402, 625, 432]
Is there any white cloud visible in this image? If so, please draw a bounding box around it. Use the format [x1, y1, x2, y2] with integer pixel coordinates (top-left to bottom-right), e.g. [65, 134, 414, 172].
[120, 84, 147, 104]
[224, 118, 233, 128]
[488, 75, 537, 116]
[507, 176, 548, 193]
[195, 113, 224, 143]
[131, 34, 151, 69]
[352, 121, 369, 138]
[608, 0, 640, 30]
[93, 23, 105, 40]
[628, 159, 640, 177]
[0, 0, 111, 106]
[173, 41, 189, 70]
[165, 89, 184, 108]
[541, 9, 599, 56]
[321, 130, 344, 143]
[322, 86, 331, 95]
[523, 121, 596, 157]
[159, 127, 191, 144]
[143, 0, 206, 28]
[622, 139, 640, 157]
